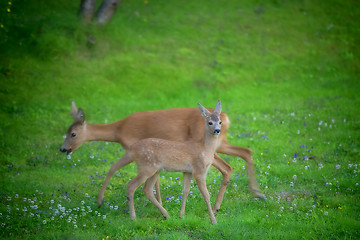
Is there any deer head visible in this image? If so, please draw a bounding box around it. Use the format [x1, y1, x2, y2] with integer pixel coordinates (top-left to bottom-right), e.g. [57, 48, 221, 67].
[198, 100, 222, 136]
[60, 101, 87, 155]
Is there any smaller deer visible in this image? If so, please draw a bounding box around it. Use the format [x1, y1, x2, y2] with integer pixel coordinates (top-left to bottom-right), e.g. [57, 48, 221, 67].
[106, 101, 222, 224]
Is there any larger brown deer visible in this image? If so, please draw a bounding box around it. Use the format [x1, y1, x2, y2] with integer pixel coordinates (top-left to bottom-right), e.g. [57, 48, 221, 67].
[60, 101, 263, 212]
[113, 101, 222, 224]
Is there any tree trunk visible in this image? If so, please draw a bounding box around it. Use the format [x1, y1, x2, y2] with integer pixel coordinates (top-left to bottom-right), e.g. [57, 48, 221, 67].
[95, 0, 122, 25]
[78, 0, 97, 23]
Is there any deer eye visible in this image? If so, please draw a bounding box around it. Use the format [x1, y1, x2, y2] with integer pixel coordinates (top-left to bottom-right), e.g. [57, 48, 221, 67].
[219, 121, 222, 125]
[71, 133, 76, 138]
[208, 122, 213, 126]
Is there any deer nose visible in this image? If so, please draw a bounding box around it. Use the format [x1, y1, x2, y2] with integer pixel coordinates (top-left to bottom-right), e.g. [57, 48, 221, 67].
[60, 148, 67, 153]
[214, 129, 221, 135]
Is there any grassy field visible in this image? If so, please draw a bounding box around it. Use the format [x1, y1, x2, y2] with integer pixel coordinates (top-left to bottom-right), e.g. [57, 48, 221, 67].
[1, 0, 359, 239]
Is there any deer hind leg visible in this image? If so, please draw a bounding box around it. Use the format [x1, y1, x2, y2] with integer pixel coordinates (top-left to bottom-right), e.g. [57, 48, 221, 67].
[154, 178, 162, 206]
[194, 172, 217, 225]
[212, 154, 233, 212]
[217, 142, 264, 198]
[98, 152, 133, 207]
[179, 172, 192, 219]
[143, 172, 169, 219]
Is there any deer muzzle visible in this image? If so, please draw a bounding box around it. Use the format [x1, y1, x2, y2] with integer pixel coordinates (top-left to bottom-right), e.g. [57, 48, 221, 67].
[214, 129, 221, 135]
[59, 147, 72, 155]
[59, 147, 67, 153]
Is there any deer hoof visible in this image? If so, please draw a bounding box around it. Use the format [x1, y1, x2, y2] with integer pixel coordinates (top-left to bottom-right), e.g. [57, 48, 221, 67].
[252, 189, 265, 199]
[211, 219, 218, 225]
[254, 192, 265, 199]
[97, 199, 104, 207]
[212, 208, 220, 214]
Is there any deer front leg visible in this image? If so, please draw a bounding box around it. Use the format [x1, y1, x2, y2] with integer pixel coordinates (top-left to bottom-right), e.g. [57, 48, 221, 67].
[127, 174, 150, 220]
[217, 143, 264, 199]
[143, 173, 169, 219]
[98, 153, 133, 207]
[180, 172, 192, 219]
[194, 173, 217, 225]
[212, 154, 233, 212]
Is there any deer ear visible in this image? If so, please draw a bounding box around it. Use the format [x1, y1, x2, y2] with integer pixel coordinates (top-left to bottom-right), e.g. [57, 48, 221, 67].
[198, 102, 211, 117]
[71, 101, 78, 120]
[76, 108, 86, 124]
[214, 100, 221, 115]
[71, 102, 85, 124]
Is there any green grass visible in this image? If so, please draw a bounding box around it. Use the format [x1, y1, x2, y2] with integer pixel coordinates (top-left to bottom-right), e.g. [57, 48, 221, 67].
[1, 0, 359, 239]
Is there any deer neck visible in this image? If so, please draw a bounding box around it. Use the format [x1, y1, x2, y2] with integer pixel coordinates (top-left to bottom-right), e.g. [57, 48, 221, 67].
[202, 131, 219, 153]
[85, 122, 121, 143]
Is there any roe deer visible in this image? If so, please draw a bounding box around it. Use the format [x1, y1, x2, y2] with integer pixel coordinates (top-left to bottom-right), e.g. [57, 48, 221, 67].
[60, 102, 263, 212]
[111, 101, 222, 224]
